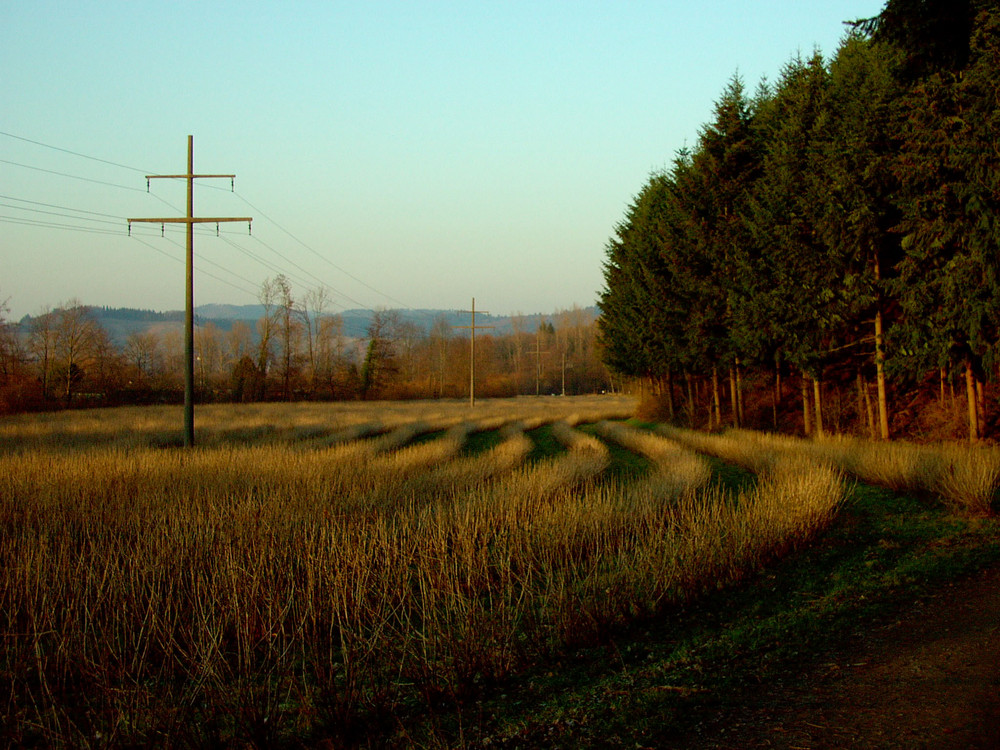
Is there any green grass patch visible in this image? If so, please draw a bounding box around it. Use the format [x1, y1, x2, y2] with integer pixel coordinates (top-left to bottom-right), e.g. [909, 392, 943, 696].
[402, 475, 1000, 748]
[460, 427, 505, 457]
[407, 428, 446, 446]
[526, 424, 565, 462]
[703, 454, 758, 494]
[577, 421, 652, 481]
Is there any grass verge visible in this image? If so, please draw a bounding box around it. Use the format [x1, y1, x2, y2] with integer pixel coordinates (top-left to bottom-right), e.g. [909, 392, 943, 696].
[434, 477, 1000, 748]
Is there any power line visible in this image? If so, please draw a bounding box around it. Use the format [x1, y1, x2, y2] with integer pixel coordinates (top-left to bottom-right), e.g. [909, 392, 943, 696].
[0, 158, 149, 193]
[217, 235, 317, 291]
[0, 194, 127, 220]
[0, 215, 124, 235]
[4, 131, 414, 315]
[0, 212, 232, 239]
[0, 130, 150, 173]
[233, 190, 414, 309]
[132, 236, 259, 298]
[0, 201, 123, 227]
[247, 234, 369, 309]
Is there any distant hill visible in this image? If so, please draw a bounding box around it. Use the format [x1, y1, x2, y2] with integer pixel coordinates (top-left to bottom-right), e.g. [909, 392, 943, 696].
[189, 305, 600, 339]
[17, 304, 599, 346]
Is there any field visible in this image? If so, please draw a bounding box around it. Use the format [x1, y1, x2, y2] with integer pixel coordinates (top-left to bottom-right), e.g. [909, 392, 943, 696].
[2, 396, 998, 747]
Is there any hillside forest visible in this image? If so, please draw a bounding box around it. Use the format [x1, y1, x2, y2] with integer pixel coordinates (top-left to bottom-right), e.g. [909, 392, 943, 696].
[0, 286, 612, 412]
[598, 0, 1000, 442]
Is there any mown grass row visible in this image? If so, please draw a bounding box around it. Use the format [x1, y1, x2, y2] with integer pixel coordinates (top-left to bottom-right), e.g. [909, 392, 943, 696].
[0, 396, 637, 453]
[659, 426, 1000, 516]
[2, 400, 847, 747]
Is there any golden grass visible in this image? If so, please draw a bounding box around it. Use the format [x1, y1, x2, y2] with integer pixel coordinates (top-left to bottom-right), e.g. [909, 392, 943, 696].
[0, 396, 857, 746]
[660, 426, 1000, 516]
[595, 420, 712, 499]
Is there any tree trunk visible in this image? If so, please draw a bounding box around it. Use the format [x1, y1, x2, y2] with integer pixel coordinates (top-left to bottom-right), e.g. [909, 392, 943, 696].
[874, 256, 890, 439]
[860, 374, 876, 439]
[976, 377, 987, 439]
[685, 371, 695, 424]
[856, 372, 865, 429]
[712, 367, 722, 429]
[939, 366, 947, 408]
[665, 369, 675, 421]
[813, 376, 824, 438]
[801, 372, 812, 437]
[965, 362, 979, 442]
[772, 363, 781, 429]
[728, 366, 738, 428]
[735, 358, 745, 426]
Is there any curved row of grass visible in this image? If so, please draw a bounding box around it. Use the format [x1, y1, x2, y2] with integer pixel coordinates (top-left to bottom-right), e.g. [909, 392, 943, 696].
[2, 401, 846, 747]
[659, 426, 1000, 516]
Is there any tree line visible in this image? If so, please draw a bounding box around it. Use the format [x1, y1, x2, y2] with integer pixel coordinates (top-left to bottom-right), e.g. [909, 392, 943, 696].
[0, 279, 613, 413]
[599, 0, 1000, 441]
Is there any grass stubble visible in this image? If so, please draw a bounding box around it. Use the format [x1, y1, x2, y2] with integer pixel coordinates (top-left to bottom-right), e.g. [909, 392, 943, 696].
[660, 426, 1000, 516]
[0, 397, 869, 747]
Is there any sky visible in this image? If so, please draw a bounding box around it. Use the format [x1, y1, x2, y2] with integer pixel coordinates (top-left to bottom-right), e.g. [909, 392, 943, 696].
[1, 1, 886, 322]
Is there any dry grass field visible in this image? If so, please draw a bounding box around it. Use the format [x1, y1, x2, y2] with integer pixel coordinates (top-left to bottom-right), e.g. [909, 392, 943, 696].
[3, 397, 858, 747]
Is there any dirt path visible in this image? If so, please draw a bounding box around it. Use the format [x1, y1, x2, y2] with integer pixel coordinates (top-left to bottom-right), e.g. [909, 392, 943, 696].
[689, 565, 1000, 749]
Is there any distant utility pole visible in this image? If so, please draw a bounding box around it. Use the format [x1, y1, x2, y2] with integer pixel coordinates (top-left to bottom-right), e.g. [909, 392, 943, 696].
[561, 351, 569, 397]
[458, 297, 494, 407]
[528, 325, 549, 396]
[129, 135, 251, 448]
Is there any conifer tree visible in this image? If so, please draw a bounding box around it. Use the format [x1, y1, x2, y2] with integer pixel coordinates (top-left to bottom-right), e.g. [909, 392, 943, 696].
[891, 7, 1000, 439]
[813, 34, 903, 438]
[739, 53, 832, 429]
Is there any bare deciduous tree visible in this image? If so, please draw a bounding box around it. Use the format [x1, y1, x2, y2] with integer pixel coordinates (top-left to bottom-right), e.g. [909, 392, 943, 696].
[301, 285, 332, 391]
[361, 310, 401, 398]
[256, 276, 284, 380]
[51, 300, 105, 403]
[124, 331, 160, 382]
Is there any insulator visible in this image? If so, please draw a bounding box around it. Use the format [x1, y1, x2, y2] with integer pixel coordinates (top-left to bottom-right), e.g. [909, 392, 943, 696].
[161, 223, 165, 237]
[216, 222, 220, 237]
[230, 177, 234, 192]
[146, 178, 150, 193]
[127, 222, 131, 237]
[248, 221, 252, 236]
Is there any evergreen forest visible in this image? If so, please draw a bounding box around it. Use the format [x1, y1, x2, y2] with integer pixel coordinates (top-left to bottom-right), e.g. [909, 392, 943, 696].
[599, 0, 1000, 441]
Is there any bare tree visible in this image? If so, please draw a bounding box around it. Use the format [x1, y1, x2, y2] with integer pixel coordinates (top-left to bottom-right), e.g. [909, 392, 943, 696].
[0, 294, 22, 388]
[429, 314, 452, 398]
[314, 312, 345, 394]
[125, 331, 160, 383]
[195, 323, 223, 390]
[273, 276, 301, 400]
[301, 285, 332, 391]
[395, 319, 424, 388]
[51, 300, 105, 403]
[159, 328, 184, 389]
[27, 306, 56, 399]
[256, 275, 285, 387]
[361, 309, 401, 398]
[226, 320, 254, 369]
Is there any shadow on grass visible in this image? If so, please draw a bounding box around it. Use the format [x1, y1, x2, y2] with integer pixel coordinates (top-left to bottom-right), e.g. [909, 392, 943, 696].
[398, 478, 1000, 748]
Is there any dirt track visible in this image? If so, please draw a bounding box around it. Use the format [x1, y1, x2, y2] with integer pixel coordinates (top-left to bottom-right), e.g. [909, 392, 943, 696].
[690, 565, 1000, 749]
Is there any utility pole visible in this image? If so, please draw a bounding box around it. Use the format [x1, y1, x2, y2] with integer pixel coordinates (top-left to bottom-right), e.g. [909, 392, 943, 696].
[458, 297, 494, 407]
[528, 323, 549, 396]
[129, 135, 251, 448]
[561, 351, 568, 396]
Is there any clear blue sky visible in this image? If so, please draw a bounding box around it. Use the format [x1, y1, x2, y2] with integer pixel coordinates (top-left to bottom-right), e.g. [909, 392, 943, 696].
[1, 1, 886, 321]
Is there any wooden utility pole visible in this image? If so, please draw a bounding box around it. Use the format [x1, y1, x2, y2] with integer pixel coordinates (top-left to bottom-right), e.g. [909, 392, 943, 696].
[458, 298, 493, 407]
[129, 135, 251, 447]
[529, 326, 549, 396]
